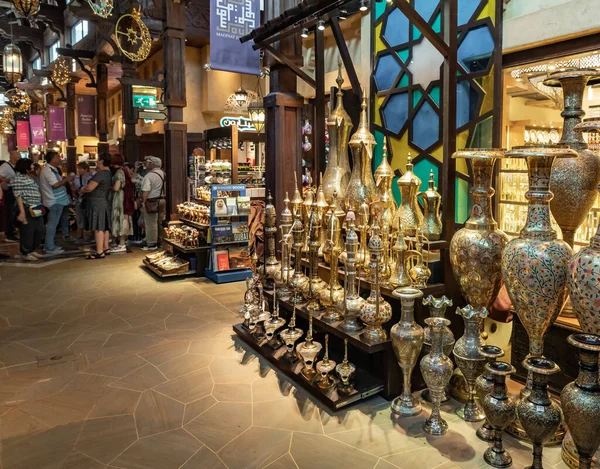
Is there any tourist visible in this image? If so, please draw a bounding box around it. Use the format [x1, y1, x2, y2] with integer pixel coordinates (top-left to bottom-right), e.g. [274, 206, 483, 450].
[140, 156, 166, 251]
[110, 154, 133, 253]
[0, 151, 21, 243]
[72, 161, 93, 241]
[40, 151, 72, 255]
[80, 154, 112, 259]
[130, 162, 146, 244]
[11, 158, 44, 261]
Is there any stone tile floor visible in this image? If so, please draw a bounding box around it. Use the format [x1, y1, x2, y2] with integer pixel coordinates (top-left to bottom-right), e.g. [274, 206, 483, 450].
[0, 252, 569, 469]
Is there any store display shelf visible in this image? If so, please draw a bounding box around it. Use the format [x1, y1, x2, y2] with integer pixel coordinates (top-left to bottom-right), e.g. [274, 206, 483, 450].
[163, 238, 210, 254]
[180, 218, 210, 229]
[499, 200, 528, 206]
[233, 324, 384, 410]
[142, 259, 196, 278]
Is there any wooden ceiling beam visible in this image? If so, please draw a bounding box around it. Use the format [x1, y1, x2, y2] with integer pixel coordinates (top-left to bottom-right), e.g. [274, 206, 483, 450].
[0, 21, 44, 54]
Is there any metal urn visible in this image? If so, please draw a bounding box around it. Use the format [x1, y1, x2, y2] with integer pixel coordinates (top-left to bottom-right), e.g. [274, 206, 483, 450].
[421, 295, 454, 403]
[450, 149, 508, 316]
[482, 361, 517, 468]
[296, 311, 322, 381]
[390, 287, 424, 416]
[475, 345, 506, 442]
[263, 191, 281, 284]
[517, 357, 562, 469]
[345, 94, 377, 213]
[322, 60, 352, 205]
[417, 170, 443, 241]
[339, 213, 365, 332]
[420, 317, 454, 436]
[279, 300, 304, 363]
[453, 305, 488, 422]
[561, 334, 600, 469]
[393, 154, 423, 236]
[320, 193, 345, 322]
[336, 338, 356, 394]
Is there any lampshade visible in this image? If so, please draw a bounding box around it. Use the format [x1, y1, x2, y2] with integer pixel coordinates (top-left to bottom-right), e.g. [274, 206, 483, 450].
[248, 100, 265, 133]
[3, 44, 23, 85]
[235, 86, 248, 106]
[12, 0, 40, 18]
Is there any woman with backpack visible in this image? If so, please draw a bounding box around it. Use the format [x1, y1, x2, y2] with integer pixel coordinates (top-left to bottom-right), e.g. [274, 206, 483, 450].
[109, 153, 134, 253]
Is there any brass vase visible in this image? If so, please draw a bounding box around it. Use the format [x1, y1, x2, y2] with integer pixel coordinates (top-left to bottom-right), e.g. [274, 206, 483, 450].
[289, 208, 308, 302]
[263, 191, 281, 284]
[374, 139, 397, 229]
[420, 317, 454, 436]
[482, 361, 517, 468]
[417, 170, 443, 241]
[450, 149, 508, 315]
[393, 154, 422, 236]
[517, 357, 562, 469]
[339, 214, 365, 332]
[316, 334, 336, 390]
[336, 338, 356, 394]
[561, 333, 600, 469]
[453, 305, 488, 422]
[345, 94, 377, 213]
[390, 287, 424, 416]
[296, 311, 322, 380]
[315, 182, 330, 260]
[322, 61, 352, 205]
[279, 300, 303, 363]
[274, 193, 295, 299]
[302, 203, 326, 309]
[388, 229, 413, 288]
[475, 345, 506, 442]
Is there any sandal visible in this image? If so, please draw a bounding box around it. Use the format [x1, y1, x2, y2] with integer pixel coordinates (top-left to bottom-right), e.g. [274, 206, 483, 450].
[86, 252, 106, 260]
[103, 249, 111, 256]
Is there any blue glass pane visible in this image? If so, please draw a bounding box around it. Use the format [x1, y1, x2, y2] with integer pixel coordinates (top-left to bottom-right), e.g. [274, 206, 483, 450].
[412, 100, 439, 150]
[374, 54, 401, 91]
[458, 0, 481, 26]
[414, 159, 439, 192]
[383, 8, 410, 47]
[382, 92, 409, 134]
[414, 0, 439, 23]
[457, 25, 495, 73]
[456, 80, 479, 128]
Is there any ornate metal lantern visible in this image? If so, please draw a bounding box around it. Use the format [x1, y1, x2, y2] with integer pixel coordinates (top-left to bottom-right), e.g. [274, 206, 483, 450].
[3, 43, 23, 84]
[247, 77, 265, 133]
[12, 0, 40, 18]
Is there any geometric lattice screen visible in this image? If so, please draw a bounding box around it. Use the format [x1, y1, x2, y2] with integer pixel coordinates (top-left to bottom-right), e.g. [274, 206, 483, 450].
[372, 0, 499, 223]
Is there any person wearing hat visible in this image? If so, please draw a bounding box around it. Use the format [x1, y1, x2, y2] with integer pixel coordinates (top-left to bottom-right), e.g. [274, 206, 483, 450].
[140, 156, 166, 251]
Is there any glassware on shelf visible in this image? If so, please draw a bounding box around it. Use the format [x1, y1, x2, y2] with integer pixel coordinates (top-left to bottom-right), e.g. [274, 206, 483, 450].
[336, 338, 356, 394]
[316, 334, 336, 390]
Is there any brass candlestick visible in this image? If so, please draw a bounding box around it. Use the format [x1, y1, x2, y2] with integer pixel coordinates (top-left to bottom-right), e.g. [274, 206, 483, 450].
[280, 299, 304, 363]
[316, 334, 336, 389]
[275, 193, 295, 299]
[263, 191, 281, 285]
[336, 338, 356, 394]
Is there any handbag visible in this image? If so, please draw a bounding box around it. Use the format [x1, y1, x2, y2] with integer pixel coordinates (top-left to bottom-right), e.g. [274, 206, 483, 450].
[144, 172, 164, 214]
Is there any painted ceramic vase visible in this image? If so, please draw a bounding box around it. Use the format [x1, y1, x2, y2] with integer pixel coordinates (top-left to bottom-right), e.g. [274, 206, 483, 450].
[561, 334, 600, 469]
[475, 345, 505, 442]
[482, 361, 517, 468]
[450, 149, 508, 315]
[517, 357, 562, 469]
[453, 305, 488, 422]
[390, 287, 424, 416]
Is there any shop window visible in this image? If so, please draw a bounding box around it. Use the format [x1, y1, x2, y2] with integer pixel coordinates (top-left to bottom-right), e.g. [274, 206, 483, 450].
[49, 41, 59, 63]
[32, 57, 41, 70]
[414, 0, 437, 23]
[72, 20, 89, 44]
[382, 8, 409, 47]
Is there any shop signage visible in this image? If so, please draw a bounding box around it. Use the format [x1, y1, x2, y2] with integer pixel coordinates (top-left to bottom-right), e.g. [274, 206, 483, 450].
[29, 115, 45, 145]
[209, 0, 260, 75]
[133, 94, 157, 109]
[138, 110, 167, 121]
[16, 120, 30, 148]
[220, 116, 256, 131]
[77, 95, 96, 137]
[48, 106, 66, 142]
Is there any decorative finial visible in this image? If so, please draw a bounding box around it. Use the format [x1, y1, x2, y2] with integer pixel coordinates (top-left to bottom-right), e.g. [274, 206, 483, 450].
[323, 334, 330, 363]
[383, 138, 388, 158]
[336, 58, 344, 93]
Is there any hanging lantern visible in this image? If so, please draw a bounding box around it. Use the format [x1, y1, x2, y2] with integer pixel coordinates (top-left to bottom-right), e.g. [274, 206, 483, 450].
[235, 86, 248, 106]
[87, 0, 113, 18]
[247, 77, 265, 133]
[12, 0, 40, 18]
[51, 56, 71, 87]
[3, 44, 23, 84]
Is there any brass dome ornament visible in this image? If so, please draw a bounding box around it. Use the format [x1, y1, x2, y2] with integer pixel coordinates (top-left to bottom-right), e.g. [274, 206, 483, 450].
[51, 56, 71, 87]
[3, 43, 23, 85]
[12, 0, 40, 18]
[115, 10, 151, 62]
[87, 0, 113, 18]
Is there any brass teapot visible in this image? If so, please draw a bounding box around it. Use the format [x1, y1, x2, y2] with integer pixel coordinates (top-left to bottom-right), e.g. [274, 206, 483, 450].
[417, 170, 443, 241]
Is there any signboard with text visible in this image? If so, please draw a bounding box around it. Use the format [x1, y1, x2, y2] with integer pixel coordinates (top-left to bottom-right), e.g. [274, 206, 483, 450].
[220, 116, 255, 131]
[16, 120, 30, 148]
[77, 95, 96, 136]
[29, 115, 45, 145]
[48, 106, 66, 142]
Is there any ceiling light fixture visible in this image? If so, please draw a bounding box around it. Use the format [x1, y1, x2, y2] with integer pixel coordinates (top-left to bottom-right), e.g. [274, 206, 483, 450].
[339, 8, 347, 20]
[301, 27, 309, 38]
[359, 0, 369, 12]
[317, 19, 325, 31]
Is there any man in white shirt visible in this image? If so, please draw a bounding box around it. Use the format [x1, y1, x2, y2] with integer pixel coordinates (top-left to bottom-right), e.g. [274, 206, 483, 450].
[0, 151, 21, 242]
[140, 156, 166, 251]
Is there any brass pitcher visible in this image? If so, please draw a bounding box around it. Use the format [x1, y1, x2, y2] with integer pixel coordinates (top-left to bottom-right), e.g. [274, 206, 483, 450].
[388, 228, 413, 288]
[374, 139, 397, 232]
[394, 154, 423, 236]
[417, 170, 443, 241]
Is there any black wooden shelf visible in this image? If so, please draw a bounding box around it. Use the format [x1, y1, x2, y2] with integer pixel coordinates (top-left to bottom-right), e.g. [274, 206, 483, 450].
[163, 238, 210, 254]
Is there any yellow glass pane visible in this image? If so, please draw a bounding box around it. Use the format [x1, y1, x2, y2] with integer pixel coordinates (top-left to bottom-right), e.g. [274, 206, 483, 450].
[389, 132, 420, 175]
[480, 67, 494, 116]
[431, 144, 444, 163]
[477, 0, 495, 25]
[375, 23, 385, 53]
[456, 130, 470, 176]
[374, 96, 384, 126]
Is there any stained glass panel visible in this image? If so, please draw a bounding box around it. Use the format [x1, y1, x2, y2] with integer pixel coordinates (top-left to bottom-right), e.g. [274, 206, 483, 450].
[375, 54, 402, 91]
[383, 8, 410, 47]
[458, 0, 481, 26]
[458, 24, 495, 73]
[414, 0, 439, 23]
[382, 93, 410, 134]
[413, 100, 440, 150]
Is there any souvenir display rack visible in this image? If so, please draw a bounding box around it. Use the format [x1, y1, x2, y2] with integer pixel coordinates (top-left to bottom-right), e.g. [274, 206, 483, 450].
[142, 248, 198, 279]
[153, 221, 210, 278]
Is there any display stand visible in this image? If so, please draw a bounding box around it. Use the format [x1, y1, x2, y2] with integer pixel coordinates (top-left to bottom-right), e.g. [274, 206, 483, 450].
[205, 184, 253, 284]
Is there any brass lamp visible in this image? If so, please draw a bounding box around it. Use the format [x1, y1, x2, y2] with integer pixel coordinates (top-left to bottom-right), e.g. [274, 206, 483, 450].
[3, 44, 22, 84]
[248, 101, 265, 133]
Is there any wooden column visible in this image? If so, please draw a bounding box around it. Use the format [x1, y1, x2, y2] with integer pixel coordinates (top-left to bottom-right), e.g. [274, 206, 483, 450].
[96, 56, 109, 156]
[65, 82, 77, 174]
[121, 61, 139, 163]
[163, 0, 187, 217]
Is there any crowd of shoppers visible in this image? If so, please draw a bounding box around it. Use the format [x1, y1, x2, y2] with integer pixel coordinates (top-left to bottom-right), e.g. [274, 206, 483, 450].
[0, 150, 166, 261]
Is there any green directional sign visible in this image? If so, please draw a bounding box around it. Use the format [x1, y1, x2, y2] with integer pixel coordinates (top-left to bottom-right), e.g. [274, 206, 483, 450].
[133, 95, 157, 109]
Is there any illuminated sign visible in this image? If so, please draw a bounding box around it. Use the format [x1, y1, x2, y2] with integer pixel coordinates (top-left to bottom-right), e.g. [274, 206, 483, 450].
[133, 95, 157, 109]
[219, 116, 256, 131]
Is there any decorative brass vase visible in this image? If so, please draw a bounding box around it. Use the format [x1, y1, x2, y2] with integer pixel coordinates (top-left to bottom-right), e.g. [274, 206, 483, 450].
[388, 229, 413, 288]
[289, 207, 308, 302]
[336, 338, 356, 394]
[320, 194, 345, 322]
[450, 149, 508, 315]
[420, 317, 454, 436]
[409, 229, 431, 288]
[475, 345, 506, 442]
[264, 287, 286, 350]
[274, 193, 295, 299]
[322, 61, 352, 205]
[359, 220, 393, 343]
[339, 213, 364, 332]
[561, 334, 600, 469]
[374, 139, 397, 230]
[390, 287, 424, 416]
[280, 300, 304, 363]
[482, 361, 516, 468]
[316, 334, 336, 390]
[316, 182, 330, 260]
[417, 170, 443, 241]
[263, 191, 281, 284]
[421, 295, 454, 403]
[517, 357, 562, 469]
[357, 202, 370, 269]
[393, 154, 423, 236]
[453, 305, 488, 422]
[302, 204, 326, 310]
[296, 311, 322, 380]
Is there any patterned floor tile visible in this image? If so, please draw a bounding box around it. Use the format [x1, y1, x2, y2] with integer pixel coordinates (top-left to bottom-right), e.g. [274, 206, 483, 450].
[154, 368, 213, 404]
[134, 389, 184, 437]
[218, 426, 292, 469]
[76, 415, 138, 465]
[158, 353, 212, 379]
[110, 364, 168, 392]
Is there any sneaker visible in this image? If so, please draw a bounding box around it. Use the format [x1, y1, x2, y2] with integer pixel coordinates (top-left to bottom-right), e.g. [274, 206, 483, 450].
[111, 245, 127, 253]
[45, 247, 65, 255]
[4, 237, 18, 244]
[22, 253, 37, 261]
[30, 251, 43, 259]
[141, 244, 157, 251]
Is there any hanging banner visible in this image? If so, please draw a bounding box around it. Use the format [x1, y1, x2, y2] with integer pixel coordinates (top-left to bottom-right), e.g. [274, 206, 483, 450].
[210, 0, 260, 75]
[16, 120, 30, 148]
[77, 95, 96, 136]
[48, 106, 66, 142]
[29, 115, 46, 145]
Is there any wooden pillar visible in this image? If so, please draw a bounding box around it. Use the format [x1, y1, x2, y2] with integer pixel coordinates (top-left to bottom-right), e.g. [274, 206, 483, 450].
[121, 61, 139, 163]
[163, 0, 187, 216]
[96, 57, 109, 156]
[65, 82, 77, 174]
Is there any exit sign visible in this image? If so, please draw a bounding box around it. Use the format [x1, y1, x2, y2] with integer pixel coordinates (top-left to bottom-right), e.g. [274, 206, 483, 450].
[133, 95, 157, 109]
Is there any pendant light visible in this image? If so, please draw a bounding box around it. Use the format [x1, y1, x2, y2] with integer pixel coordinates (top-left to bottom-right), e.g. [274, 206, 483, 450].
[248, 76, 265, 133]
[235, 74, 248, 107]
[3, 43, 23, 85]
[12, 0, 40, 18]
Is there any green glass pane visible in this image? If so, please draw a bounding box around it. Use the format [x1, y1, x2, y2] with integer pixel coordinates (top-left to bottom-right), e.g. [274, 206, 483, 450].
[432, 12, 441, 33]
[397, 49, 410, 63]
[456, 178, 470, 224]
[373, 130, 386, 173]
[375, 0, 386, 20]
[412, 25, 422, 40]
[398, 73, 410, 88]
[414, 158, 438, 192]
[470, 116, 493, 148]
[392, 176, 401, 206]
[430, 86, 440, 106]
[412, 89, 422, 107]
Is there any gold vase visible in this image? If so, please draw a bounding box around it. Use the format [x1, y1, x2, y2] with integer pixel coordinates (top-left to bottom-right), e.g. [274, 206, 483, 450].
[417, 170, 442, 241]
[302, 203, 326, 311]
[274, 193, 294, 299]
[289, 208, 308, 302]
[393, 154, 423, 236]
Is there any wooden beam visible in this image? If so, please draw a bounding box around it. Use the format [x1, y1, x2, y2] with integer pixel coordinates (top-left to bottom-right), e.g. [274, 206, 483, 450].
[119, 77, 165, 89]
[0, 21, 44, 52]
[329, 17, 362, 100]
[57, 47, 96, 60]
[264, 44, 317, 89]
[253, 17, 319, 51]
[391, 0, 449, 58]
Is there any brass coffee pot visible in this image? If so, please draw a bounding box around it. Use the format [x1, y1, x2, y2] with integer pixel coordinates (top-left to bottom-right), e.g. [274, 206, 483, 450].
[417, 170, 442, 241]
[388, 228, 413, 288]
[394, 154, 423, 236]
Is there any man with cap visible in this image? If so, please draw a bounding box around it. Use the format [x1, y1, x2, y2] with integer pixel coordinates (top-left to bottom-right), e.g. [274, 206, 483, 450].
[140, 156, 166, 251]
